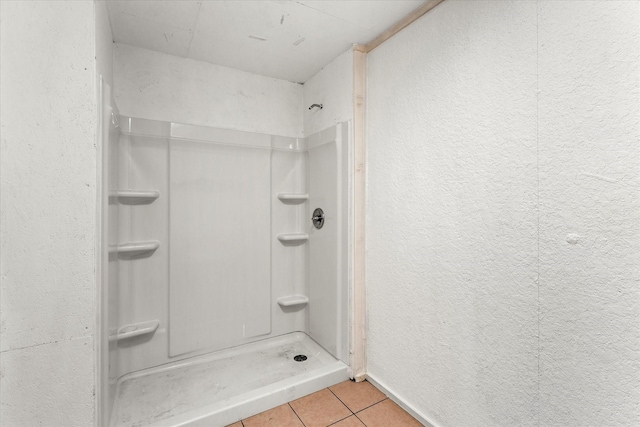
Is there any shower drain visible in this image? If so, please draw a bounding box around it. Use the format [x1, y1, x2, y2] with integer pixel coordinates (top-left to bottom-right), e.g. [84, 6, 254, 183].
[293, 354, 307, 362]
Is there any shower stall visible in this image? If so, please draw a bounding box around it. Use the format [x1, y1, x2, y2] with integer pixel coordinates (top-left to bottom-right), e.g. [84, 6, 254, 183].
[99, 82, 352, 426]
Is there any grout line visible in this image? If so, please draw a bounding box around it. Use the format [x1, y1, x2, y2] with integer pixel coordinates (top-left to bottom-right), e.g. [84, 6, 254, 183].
[353, 410, 368, 426]
[326, 414, 354, 427]
[323, 387, 355, 426]
[288, 402, 306, 426]
[354, 397, 389, 414]
[327, 387, 355, 414]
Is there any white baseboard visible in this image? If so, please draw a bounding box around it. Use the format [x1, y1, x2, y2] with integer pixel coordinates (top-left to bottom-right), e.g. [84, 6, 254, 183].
[365, 374, 441, 427]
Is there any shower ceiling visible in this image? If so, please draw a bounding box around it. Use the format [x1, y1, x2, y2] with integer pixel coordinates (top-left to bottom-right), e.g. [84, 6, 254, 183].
[105, 0, 426, 83]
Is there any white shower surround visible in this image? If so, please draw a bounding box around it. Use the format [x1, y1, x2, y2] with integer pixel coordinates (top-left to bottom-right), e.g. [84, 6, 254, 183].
[103, 113, 351, 425]
[99, 41, 358, 426]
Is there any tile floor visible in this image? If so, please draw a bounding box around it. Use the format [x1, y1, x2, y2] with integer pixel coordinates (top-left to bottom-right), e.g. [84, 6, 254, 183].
[226, 380, 423, 427]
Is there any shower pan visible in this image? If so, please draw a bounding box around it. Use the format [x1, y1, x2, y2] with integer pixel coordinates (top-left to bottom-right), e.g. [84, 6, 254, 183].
[98, 85, 352, 427]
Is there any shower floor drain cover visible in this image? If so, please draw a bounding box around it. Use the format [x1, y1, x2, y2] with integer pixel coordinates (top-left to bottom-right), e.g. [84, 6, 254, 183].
[294, 355, 307, 362]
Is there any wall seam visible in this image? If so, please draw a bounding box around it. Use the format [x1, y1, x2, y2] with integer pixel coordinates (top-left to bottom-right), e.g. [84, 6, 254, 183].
[0, 335, 92, 355]
[536, 2, 541, 427]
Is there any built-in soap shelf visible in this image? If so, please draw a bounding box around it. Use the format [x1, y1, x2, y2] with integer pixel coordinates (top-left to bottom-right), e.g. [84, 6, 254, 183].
[277, 295, 309, 308]
[277, 193, 308, 204]
[277, 233, 309, 244]
[109, 319, 160, 342]
[110, 190, 160, 205]
[109, 240, 160, 256]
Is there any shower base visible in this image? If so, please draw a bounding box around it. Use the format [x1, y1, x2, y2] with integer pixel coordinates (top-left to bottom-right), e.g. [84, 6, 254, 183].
[111, 332, 348, 427]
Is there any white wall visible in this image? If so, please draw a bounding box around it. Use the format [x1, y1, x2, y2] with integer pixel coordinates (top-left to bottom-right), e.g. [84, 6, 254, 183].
[0, 1, 99, 425]
[114, 44, 304, 138]
[366, 1, 639, 427]
[114, 43, 353, 139]
[537, 2, 640, 426]
[303, 48, 354, 136]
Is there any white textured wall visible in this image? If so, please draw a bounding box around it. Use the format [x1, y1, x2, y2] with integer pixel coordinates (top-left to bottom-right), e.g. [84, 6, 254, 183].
[537, 2, 640, 425]
[0, 1, 98, 425]
[303, 48, 354, 136]
[366, 1, 640, 427]
[114, 44, 304, 137]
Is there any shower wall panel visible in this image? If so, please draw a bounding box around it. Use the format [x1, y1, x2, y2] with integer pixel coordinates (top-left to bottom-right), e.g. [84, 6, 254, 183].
[308, 140, 338, 357]
[113, 118, 310, 373]
[307, 123, 350, 363]
[102, 81, 120, 425]
[169, 140, 272, 356]
[271, 150, 308, 334]
[117, 129, 170, 377]
[109, 117, 348, 386]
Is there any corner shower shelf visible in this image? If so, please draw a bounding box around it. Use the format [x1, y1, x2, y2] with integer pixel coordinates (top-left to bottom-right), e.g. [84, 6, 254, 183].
[277, 233, 309, 244]
[109, 320, 160, 342]
[277, 193, 309, 204]
[109, 240, 160, 256]
[113, 190, 160, 205]
[277, 295, 309, 307]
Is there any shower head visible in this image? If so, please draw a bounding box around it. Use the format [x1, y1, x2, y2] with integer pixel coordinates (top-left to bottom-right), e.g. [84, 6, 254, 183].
[308, 103, 323, 110]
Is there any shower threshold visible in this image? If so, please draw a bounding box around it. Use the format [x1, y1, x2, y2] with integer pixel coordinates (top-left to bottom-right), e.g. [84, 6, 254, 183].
[111, 332, 348, 427]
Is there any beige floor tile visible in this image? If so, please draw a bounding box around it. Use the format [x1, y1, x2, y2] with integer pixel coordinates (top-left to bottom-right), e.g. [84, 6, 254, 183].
[243, 404, 304, 427]
[330, 415, 366, 426]
[290, 389, 352, 427]
[225, 423, 243, 427]
[329, 380, 386, 413]
[356, 399, 422, 427]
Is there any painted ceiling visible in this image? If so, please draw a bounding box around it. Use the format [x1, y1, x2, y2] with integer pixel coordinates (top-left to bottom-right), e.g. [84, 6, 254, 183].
[106, 0, 426, 83]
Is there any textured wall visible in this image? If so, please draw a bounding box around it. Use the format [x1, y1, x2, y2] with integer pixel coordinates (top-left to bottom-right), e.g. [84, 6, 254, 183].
[303, 48, 354, 136]
[0, 1, 98, 425]
[114, 44, 304, 137]
[366, 1, 538, 425]
[366, 1, 639, 426]
[537, 2, 640, 425]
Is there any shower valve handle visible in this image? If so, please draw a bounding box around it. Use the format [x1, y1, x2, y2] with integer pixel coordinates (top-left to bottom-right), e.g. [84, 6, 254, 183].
[312, 208, 325, 229]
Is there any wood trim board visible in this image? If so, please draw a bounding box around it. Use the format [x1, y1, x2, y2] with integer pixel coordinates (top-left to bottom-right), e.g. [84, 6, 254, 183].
[351, 45, 367, 381]
[365, 0, 445, 52]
